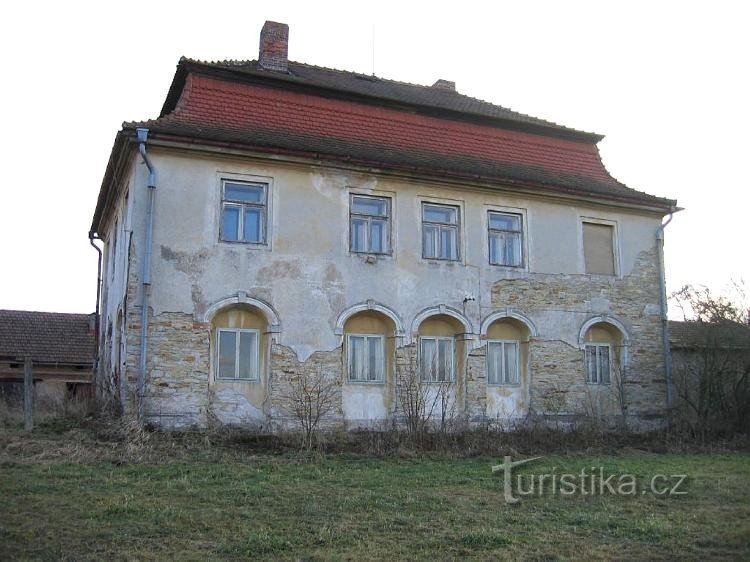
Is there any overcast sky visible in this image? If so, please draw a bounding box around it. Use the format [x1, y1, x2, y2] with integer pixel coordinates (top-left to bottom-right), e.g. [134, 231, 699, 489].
[0, 0, 747, 314]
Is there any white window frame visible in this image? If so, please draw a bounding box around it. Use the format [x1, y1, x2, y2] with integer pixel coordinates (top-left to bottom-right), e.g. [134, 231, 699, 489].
[419, 336, 455, 382]
[346, 333, 386, 383]
[487, 211, 524, 268]
[421, 202, 461, 261]
[579, 216, 620, 277]
[349, 194, 392, 255]
[584, 343, 611, 384]
[215, 328, 260, 381]
[219, 179, 268, 245]
[486, 339, 520, 386]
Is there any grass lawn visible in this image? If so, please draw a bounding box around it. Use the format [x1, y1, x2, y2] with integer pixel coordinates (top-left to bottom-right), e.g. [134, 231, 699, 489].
[1, 425, 749, 560]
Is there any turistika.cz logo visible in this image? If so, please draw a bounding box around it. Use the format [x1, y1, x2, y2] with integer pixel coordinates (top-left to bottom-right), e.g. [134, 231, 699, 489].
[492, 456, 688, 504]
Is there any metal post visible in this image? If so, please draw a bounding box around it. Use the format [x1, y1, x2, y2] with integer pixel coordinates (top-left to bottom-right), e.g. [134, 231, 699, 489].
[23, 357, 33, 431]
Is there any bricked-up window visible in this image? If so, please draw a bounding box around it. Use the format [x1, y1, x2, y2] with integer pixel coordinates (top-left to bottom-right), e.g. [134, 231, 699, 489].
[585, 343, 611, 384]
[350, 195, 391, 254]
[220, 180, 267, 244]
[583, 221, 615, 275]
[422, 203, 459, 260]
[420, 336, 455, 382]
[488, 212, 523, 267]
[347, 334, 385, 382]
[216, 328, 259, 380]
[487, 340, 519, 384]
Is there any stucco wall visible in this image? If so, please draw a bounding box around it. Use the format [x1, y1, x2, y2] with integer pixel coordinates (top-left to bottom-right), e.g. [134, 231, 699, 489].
[101, 146, 667, 428]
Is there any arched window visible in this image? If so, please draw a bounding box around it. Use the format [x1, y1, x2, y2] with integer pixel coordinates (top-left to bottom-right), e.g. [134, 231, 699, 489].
[344, 311, 396, 383]
[418, 314, 463, 382]
[211, 305, 267, 381]
[582, 322, 625, 384]
[485, 318, 530, 386]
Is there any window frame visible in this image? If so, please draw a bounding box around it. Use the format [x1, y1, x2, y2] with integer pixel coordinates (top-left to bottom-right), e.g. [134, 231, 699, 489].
[419, 335, 456, 383]
[219, 179, 269, 245]
[215, 327, 260, 382]
[580, 217, 620, 277]
[346, 333, 386, 384]
[486, 339, 521, 386]
[349, 194, 392, 255]
[487, 211, 524, 268]
[584, 343, 612, 385]
[421, 202, 461, 261]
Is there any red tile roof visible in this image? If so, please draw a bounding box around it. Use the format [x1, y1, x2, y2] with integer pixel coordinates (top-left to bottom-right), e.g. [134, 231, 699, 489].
[0, 310, 94, 365]
[94, 58, 676, 232]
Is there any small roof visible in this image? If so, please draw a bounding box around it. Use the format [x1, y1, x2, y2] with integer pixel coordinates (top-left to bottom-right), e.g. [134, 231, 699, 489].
[669, 320, 750, 350]
[0, 310, 95, 365]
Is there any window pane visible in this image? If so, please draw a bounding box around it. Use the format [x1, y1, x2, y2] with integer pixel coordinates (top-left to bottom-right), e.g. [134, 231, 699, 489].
[352, 196, 387, 216]
[218, 331, 237, 379]
[243, 208, 263, 243]
[438, 339, 453, 381]
[504, 342, 519, 384]
[421, 338, 437, 381]
[423, 224, 438, 258]
[221, 205, 240, 241]
[349, 336, 365, 381]
[490, 231, 522, 266]
[440, 227, 458, 260]
[351, 219, 368, 252]
[487, 342, 502, 384]
[423, 204, 456, 224]
[585, 345, 597, 383]
[598, 346, 611, 384]
[238, 332, 258, 380]
[367, 336, 383, 381]
[370, 220, 387, 253]
[489, 212, 521, 231]
[225, 182, 265, 203]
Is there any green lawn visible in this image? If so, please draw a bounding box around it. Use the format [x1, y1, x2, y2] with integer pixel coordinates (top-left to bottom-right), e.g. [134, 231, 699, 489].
[1, 428, 749, 560]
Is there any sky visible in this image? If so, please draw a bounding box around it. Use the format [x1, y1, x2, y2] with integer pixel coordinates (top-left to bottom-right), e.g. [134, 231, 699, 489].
[0, 0, 748, 315]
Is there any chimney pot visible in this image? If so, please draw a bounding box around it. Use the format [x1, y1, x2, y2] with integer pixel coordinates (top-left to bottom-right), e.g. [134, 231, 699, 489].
[259, 21, 289, 72]
[432, 79, 456, 91]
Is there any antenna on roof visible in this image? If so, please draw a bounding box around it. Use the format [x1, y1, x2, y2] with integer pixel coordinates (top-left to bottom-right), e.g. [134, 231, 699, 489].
[371, 24, 376, 76]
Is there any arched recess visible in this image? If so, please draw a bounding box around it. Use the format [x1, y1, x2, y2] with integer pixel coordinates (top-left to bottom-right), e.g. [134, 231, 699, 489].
[480, 309, 538, 338]
[202, 292, 282, 342]
[410, 305, 474, 339]
[335, 300, 405, 339]
[577, 315, 630, 347]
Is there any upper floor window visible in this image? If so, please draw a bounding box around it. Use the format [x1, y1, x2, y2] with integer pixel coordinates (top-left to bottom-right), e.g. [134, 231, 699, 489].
[420, 336, 455, 382]
[216, 328, 259, 380]
[487, 340, 519, 385]
[350, 195, 391, 254]
[488, 211, 523, 267]
[584, 343, 611, 384]
[220, 180, 268, 244]
[347, 334, 385, 382]
[422, 203, 459, 261]
[582, 221, 615, 275]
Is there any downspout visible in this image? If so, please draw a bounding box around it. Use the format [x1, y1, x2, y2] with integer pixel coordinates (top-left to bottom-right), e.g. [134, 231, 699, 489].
[136, 128, 156, 423]
[88, 232, 103, 383]
[656, 209, 677, 413]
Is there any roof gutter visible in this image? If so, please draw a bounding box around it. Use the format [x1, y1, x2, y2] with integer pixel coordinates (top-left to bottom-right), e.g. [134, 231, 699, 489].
[136, 128, 156, 424]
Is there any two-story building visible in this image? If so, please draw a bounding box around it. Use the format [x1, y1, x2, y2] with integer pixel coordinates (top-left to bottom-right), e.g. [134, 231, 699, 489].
[90, 21, 678, 429]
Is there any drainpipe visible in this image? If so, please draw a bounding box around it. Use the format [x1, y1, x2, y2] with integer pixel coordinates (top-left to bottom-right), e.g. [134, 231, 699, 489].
[656, 209, 678, 413]
[88, 232, 103, 382]
[136, 128, 156, 423]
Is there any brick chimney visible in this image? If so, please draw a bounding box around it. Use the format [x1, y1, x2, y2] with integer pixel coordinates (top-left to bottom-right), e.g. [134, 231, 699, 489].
[432, 79, 456, 91]
[259, 21, 289, 72]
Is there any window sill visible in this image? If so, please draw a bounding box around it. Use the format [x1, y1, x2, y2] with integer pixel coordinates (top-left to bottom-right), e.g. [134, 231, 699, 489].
[346, 380, 386, 386]
[215, 378, 261, 384]
[487, 383, 522, 388]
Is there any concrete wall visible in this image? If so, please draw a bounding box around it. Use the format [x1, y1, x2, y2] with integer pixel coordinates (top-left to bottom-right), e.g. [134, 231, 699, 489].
[99, 145, 668, 429]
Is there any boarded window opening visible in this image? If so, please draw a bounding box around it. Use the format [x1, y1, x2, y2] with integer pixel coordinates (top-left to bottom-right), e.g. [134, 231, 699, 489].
[583, 222, 615, 275]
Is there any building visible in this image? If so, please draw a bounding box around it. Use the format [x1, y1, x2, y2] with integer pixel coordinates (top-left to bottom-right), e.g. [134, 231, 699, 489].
[0, 310, 94, 404]
[90, 21, 678, 429]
